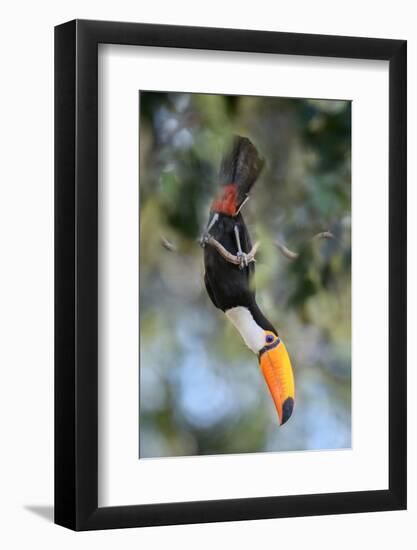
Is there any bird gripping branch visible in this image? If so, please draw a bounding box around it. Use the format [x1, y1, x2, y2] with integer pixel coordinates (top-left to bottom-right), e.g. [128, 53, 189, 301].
[202, 136, 296, 425]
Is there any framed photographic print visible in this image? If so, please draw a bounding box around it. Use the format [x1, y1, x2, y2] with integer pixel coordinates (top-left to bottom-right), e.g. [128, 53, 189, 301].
[55, 19, 407, 530]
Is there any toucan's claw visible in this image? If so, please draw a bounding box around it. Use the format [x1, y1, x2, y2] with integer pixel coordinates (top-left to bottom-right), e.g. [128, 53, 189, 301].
[237, 252, 249, 269]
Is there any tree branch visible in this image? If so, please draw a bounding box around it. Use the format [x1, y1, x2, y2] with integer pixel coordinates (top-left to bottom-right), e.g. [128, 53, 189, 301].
[275, 231, 335, 260]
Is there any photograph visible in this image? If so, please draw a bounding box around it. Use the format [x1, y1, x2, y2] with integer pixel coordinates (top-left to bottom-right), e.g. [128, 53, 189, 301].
[139, 91, 352, 458]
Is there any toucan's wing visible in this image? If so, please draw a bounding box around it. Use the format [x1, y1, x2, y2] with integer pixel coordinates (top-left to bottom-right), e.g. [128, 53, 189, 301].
[204, 271, 221, 310]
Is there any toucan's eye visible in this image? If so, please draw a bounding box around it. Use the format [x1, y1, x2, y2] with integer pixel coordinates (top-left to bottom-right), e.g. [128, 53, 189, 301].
[266, 334, 274, 344]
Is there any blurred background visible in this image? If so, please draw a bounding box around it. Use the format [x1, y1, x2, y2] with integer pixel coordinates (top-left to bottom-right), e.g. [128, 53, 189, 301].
[139, 91, 351, 458]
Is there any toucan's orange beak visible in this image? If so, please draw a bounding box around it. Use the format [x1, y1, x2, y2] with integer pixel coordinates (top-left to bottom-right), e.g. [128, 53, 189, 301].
[259, 331, 295, 425]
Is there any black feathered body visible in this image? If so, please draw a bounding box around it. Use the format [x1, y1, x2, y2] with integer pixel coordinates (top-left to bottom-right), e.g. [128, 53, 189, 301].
[203, 212, 277, 334]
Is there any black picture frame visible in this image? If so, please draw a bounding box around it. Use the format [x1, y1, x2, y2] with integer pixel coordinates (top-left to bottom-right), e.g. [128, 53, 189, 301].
[55, 19, 407, 531]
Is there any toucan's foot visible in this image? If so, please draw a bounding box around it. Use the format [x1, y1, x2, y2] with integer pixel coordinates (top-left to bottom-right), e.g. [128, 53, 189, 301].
[199, 233, 209, 248]
[236, 251, 249, 269]
[200, 213, 220, 248]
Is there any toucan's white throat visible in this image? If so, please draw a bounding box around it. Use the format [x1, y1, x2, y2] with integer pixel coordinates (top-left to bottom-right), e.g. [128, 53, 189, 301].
[225, 306, 265, 354]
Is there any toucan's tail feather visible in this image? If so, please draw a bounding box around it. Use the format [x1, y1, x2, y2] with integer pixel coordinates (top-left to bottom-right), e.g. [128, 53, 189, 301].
[219, 136, 264, 196]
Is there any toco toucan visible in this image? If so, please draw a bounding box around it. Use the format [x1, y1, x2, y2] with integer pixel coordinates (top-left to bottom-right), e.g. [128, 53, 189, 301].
[202, 136, 295, 425]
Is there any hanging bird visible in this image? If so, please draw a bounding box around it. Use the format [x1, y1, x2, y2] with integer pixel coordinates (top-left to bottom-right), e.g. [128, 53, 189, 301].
[202, 136, 295, 425]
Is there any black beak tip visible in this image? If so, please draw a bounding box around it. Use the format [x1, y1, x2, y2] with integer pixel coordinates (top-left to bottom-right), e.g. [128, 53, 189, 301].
[281, 397, 295, 425]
